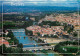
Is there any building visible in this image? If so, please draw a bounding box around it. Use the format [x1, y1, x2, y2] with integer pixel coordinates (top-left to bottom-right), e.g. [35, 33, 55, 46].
[0, 37, 10, 47]
[5, 30, 9, 35]
[30, 17, 35, 21]
[74, 26, 80, 30]
[0, 29, 3, 36]
[27, 25, 66, 36]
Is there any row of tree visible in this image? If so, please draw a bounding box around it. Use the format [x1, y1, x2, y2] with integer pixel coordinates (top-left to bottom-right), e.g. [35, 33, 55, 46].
[63, 23, 74, 33]
[54, 41, 80, 56]
[39, 21, 61, 27]
[0, 44, 36, 56]
[25, 29, 33, 36]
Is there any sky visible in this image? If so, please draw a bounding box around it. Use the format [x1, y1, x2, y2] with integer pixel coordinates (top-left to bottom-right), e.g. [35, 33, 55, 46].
[0, 0, 80, 7]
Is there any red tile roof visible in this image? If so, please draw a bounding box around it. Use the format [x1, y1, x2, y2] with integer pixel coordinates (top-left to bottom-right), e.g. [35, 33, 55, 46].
[0, 38, 9, 45]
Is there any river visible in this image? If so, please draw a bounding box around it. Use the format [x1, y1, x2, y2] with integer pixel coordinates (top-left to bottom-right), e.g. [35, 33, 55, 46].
[12, 29, 54, 56]
[12, 29, 38, 47]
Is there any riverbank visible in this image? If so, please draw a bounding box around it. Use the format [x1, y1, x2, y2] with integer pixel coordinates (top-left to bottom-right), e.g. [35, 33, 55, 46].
[34, 50, 63, 56]
[45, 50, 63, 56]
[39, 37, 70, 43]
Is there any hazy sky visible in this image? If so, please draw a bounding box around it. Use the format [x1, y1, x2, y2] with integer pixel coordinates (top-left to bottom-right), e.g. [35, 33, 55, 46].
[0, 0, 80, 7]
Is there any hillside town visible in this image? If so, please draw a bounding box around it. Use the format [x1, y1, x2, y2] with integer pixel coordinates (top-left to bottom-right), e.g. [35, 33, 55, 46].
[38, 13, 80, 26]
[27, 13, 80, 38]
[0, 13, 80, 56]
[27, 25, 67, 36]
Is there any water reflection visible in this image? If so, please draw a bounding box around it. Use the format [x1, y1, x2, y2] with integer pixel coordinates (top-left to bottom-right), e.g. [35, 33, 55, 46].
[12, 29, 38, 48]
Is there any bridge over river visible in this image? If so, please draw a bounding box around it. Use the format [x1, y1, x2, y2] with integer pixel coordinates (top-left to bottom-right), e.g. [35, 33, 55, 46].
[10, 29, 57, 52]
[23, 46, 54, 51]
[23, 42, 58, 45]
[7, 29, 25, 32]
[10, 42, 58, 46]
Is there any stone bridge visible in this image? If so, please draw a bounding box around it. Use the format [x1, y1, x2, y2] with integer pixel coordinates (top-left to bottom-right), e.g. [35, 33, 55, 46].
[23, 46, 54, 51]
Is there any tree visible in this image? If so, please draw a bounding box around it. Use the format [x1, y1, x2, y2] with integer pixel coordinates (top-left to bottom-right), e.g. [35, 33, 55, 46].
[17, 43, 23, 48]
[13, 37, 19, 44]
[63, 23, 74, 33]
[51, 34, 54, 37]
[40, 21, 61, 26]
[36, 32, 40, 36]
[0, 45, 2, 54]
[54, 44, 61, 52]
[3, 44, 7, 53]
[7, 31, 19, 45]
[25, 30, 33, 36]
[7, 30, 14, 40]
[73, 32, 77, 37]
[53, 35, 58, 38]
[23, 21, 33, 28]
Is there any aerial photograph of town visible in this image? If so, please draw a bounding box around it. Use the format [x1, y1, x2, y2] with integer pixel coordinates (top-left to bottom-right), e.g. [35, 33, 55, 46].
[0, 0, 80, 56]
